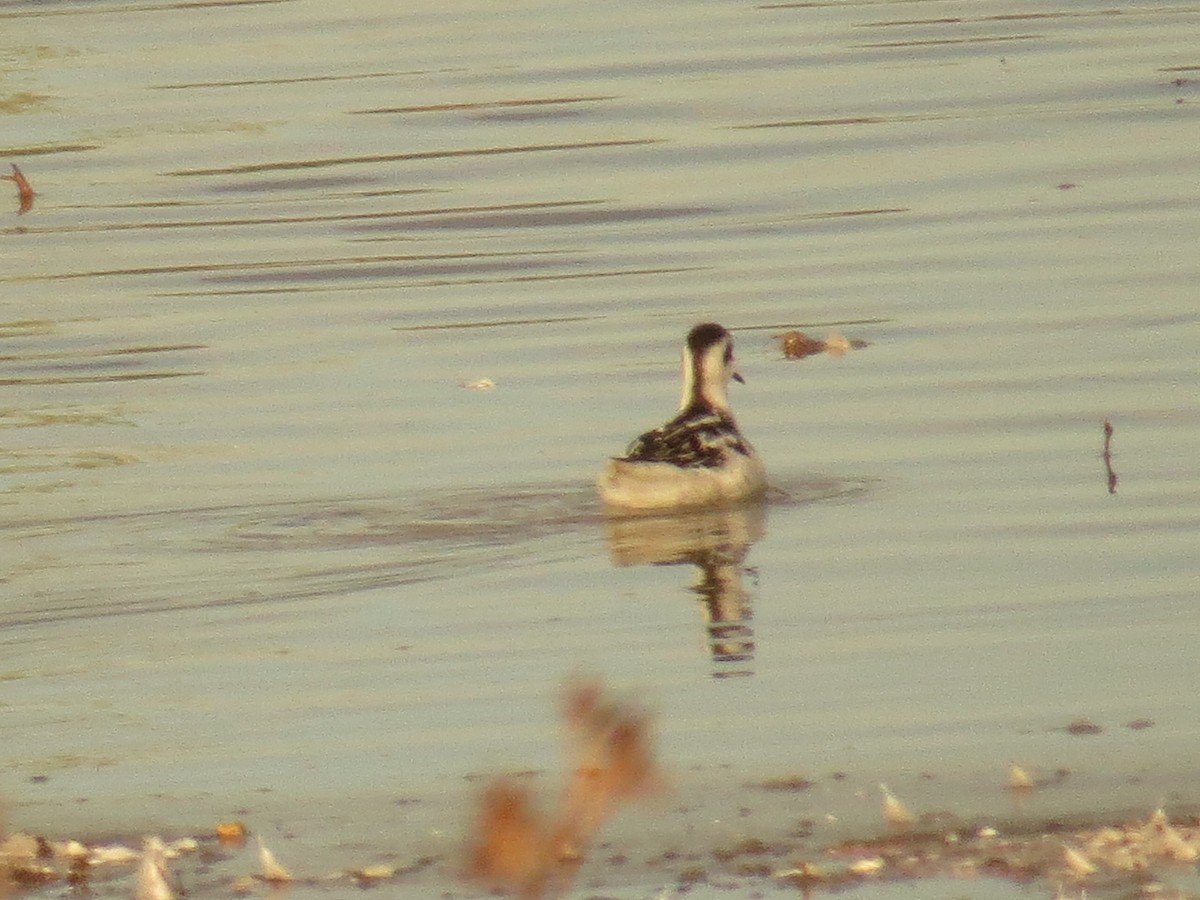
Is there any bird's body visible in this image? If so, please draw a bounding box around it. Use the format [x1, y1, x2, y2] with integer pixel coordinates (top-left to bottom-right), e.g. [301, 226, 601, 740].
[597, 323, 767, 511]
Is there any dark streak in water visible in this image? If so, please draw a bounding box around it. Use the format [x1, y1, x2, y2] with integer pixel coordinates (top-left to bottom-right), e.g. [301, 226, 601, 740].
[735, 113, 949, 128]
[199, 255, 572, 286]
[347, 204, 716, 233]
[0, 320, 54, 338]
[353, 95, 616, 115]
[201, 262, 703, 288]
[393, 316, 601, 333]
[0, 0, 295, 20]
[161, 266, 707, 297]
[806, 207, 908, 219]
[0, 371, 201, 386]
[0, 142, 98, 157]
[858, 10, 1129, 27]
[0, 343, 206, 362]
[426, 266, 709, 286]
[153, 70, 403, 90]
[853, 33, 1041, 49]
[0, 341, 206, 385]
[205, 174, 406, 194]
[1, 199, 605, 238]
[739, 317, 891, 333]
[5, 249, 575, 283]
[165, 139, 662, 176]
[759, 0, 1116, 12]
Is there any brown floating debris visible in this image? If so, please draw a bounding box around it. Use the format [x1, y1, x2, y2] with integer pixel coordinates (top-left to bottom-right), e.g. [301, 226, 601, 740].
[1066, 718, 1103, 736]
[776, 330, 869, 360]
[777, 330, 826, 360]
[1, 164, 35, 214]
[756, 774, 814, 792]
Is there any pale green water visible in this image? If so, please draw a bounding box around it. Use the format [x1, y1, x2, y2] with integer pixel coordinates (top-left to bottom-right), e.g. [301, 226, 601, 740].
[3, 0, 1200, 897]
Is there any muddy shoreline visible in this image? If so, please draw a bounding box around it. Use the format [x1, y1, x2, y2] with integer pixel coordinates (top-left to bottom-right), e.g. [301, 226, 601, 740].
[7, 768, 1200, 899]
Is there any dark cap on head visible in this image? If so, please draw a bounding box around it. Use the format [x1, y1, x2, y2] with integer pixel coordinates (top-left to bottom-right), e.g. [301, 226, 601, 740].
[687, 322, 731, 353]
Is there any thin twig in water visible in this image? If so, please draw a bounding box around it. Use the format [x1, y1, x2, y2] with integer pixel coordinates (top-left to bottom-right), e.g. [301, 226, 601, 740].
[1102, 420, 1118, 494]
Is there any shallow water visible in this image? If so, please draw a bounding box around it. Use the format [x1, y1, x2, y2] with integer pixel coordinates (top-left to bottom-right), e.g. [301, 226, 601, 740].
[3, 0, 1200, 897]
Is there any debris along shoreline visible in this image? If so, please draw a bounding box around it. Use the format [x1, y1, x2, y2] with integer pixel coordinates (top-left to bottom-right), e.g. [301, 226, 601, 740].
[4, 802, 1200, 898]
[3, 687, 1195, 898]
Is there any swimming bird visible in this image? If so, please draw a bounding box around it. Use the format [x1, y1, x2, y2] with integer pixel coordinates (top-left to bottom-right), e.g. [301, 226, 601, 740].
[597, 323, 767, 511]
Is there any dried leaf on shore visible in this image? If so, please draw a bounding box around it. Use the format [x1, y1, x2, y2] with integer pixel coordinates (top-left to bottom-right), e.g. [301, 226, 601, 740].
[465, 677, 662, 898]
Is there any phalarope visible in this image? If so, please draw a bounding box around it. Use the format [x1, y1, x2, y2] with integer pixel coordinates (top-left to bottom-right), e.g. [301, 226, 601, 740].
[597, 323, 767, 511]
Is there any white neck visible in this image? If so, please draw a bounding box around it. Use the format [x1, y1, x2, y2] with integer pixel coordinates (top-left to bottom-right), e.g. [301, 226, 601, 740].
[680, 342, 732, 414]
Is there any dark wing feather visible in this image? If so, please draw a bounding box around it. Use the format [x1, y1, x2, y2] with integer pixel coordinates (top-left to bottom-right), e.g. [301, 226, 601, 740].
[621, 409, 750, 469]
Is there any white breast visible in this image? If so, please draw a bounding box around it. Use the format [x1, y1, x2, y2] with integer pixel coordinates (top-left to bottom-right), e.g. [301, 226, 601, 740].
[597, 452, 767, 511]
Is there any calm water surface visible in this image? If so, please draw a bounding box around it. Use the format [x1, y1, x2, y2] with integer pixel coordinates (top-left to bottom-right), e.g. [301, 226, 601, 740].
[3, 0, 1200, 897]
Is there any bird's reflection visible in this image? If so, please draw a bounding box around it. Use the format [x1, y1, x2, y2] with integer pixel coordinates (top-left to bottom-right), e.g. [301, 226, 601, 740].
[604, 503, 766, 679]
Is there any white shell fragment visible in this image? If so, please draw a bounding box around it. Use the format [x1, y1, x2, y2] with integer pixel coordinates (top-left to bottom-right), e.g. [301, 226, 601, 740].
[848, 857, 885, 876]
[1150, 806, 1199, 862]
[350, 863, 397, 881]
[1009, 763, 1035, 790]
[91, 844, 140, 865]
[1062, 844, 1097, 877]
[257, 837, 294, 883]
[880, 783, 916, 828]
[134, 837, 174, 900]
